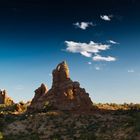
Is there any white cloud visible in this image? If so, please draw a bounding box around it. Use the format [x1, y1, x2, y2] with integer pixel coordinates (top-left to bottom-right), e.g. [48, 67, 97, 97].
[80, 51, 92, 57]
[128, 69, 134, 73]
[88, 62, 92, 65]
[95, 66, 101, 70]
[73, 22, 94, 30]
[93, 55, 116, 62]
[65, 41, 110, 57]
[100, 15, 113, 21]
[108, 40, 119, 44]
[65, 41, 117, 63]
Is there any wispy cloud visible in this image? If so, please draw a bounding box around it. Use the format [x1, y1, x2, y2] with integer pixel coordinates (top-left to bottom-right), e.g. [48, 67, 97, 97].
[128, 69, 135, 73]
[100, 15, 113, 21]
[93, 55, 116, 62]
[107, 40, 119, 44]
[14, 85, 24, 90]
[95, 66, 101, 70]
[65, 41, 110, 57]
[94, 63, 106, 70]
[73, 22, 95, 30]
[88, 62, 92, 65]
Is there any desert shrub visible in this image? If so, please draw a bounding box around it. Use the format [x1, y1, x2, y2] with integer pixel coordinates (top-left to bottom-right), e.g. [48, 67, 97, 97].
[132, 112, 140, 132]
[0, 104, 17, 113]
[4, 133, 39, 140]
[79, 132, 96, 140]
[50, 133, 61, 140]
[123, 111, 140, 138]
[0, 104, 6, 109]
[0, 118, 5, 131]
[42, 101, 56, 112]
[4, 114, 17, 123]
[0, 132, 3, 139]
[18, 114, 28, 121]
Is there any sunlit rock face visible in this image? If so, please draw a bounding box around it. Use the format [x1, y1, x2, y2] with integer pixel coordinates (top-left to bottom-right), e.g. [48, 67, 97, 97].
[0, 89, 14, 105]
[28, 61, 93, 113]
[52, 61, 70, 88]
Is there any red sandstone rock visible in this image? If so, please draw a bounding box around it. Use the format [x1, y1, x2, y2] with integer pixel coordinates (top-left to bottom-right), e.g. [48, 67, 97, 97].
[29, 83, 48, 110]
[28, 61, 93, 113]
[0, 90, 14, 105]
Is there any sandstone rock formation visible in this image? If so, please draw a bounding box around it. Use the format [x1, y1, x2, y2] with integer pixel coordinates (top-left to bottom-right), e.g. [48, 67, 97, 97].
[15, 101, 30, 113]
[0, 89, 14, 105]
[28, 83, 48, 110]
[28, 61, 93, 113]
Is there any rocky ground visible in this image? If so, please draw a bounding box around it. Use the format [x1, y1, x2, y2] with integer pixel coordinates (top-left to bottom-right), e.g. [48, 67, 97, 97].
[0, 103, 140, 140]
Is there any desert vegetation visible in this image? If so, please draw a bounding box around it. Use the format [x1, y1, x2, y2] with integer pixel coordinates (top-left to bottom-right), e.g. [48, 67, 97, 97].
[0, 62, 140, 140]
[0, 103, 140, 140]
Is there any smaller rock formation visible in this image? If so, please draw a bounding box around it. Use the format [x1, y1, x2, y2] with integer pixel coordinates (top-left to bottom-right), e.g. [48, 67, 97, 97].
[29, 84, 48, 110]
[15, 101, 30, 113]
[0, 89, 14, 105]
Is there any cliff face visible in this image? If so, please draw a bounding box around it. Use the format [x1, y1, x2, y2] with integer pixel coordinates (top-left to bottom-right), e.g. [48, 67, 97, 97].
[0, 90, 14, 105]
[28, 61, 93, 113]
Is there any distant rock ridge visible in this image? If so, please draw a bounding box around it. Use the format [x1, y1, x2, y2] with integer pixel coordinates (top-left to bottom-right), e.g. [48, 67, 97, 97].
[28, 61, 93, 113]
[0, 89, 14, 105]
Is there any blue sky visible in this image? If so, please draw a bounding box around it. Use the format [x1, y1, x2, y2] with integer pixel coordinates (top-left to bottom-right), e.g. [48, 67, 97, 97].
[0, 0, 140, 103]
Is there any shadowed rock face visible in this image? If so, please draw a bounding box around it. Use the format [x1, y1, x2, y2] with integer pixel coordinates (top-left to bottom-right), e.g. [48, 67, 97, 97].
[28, 84, 48, 110]
[28, 61, 93, 113]
[0, 90, 14, 105]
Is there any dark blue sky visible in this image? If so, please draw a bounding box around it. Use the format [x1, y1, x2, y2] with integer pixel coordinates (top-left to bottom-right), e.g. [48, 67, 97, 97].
[0, 0, 140, 103]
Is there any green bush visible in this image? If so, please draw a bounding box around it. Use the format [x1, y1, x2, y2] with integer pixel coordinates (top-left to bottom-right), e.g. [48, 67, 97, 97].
[0, 132, 3, 139]
[42, 101, 56, 112]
